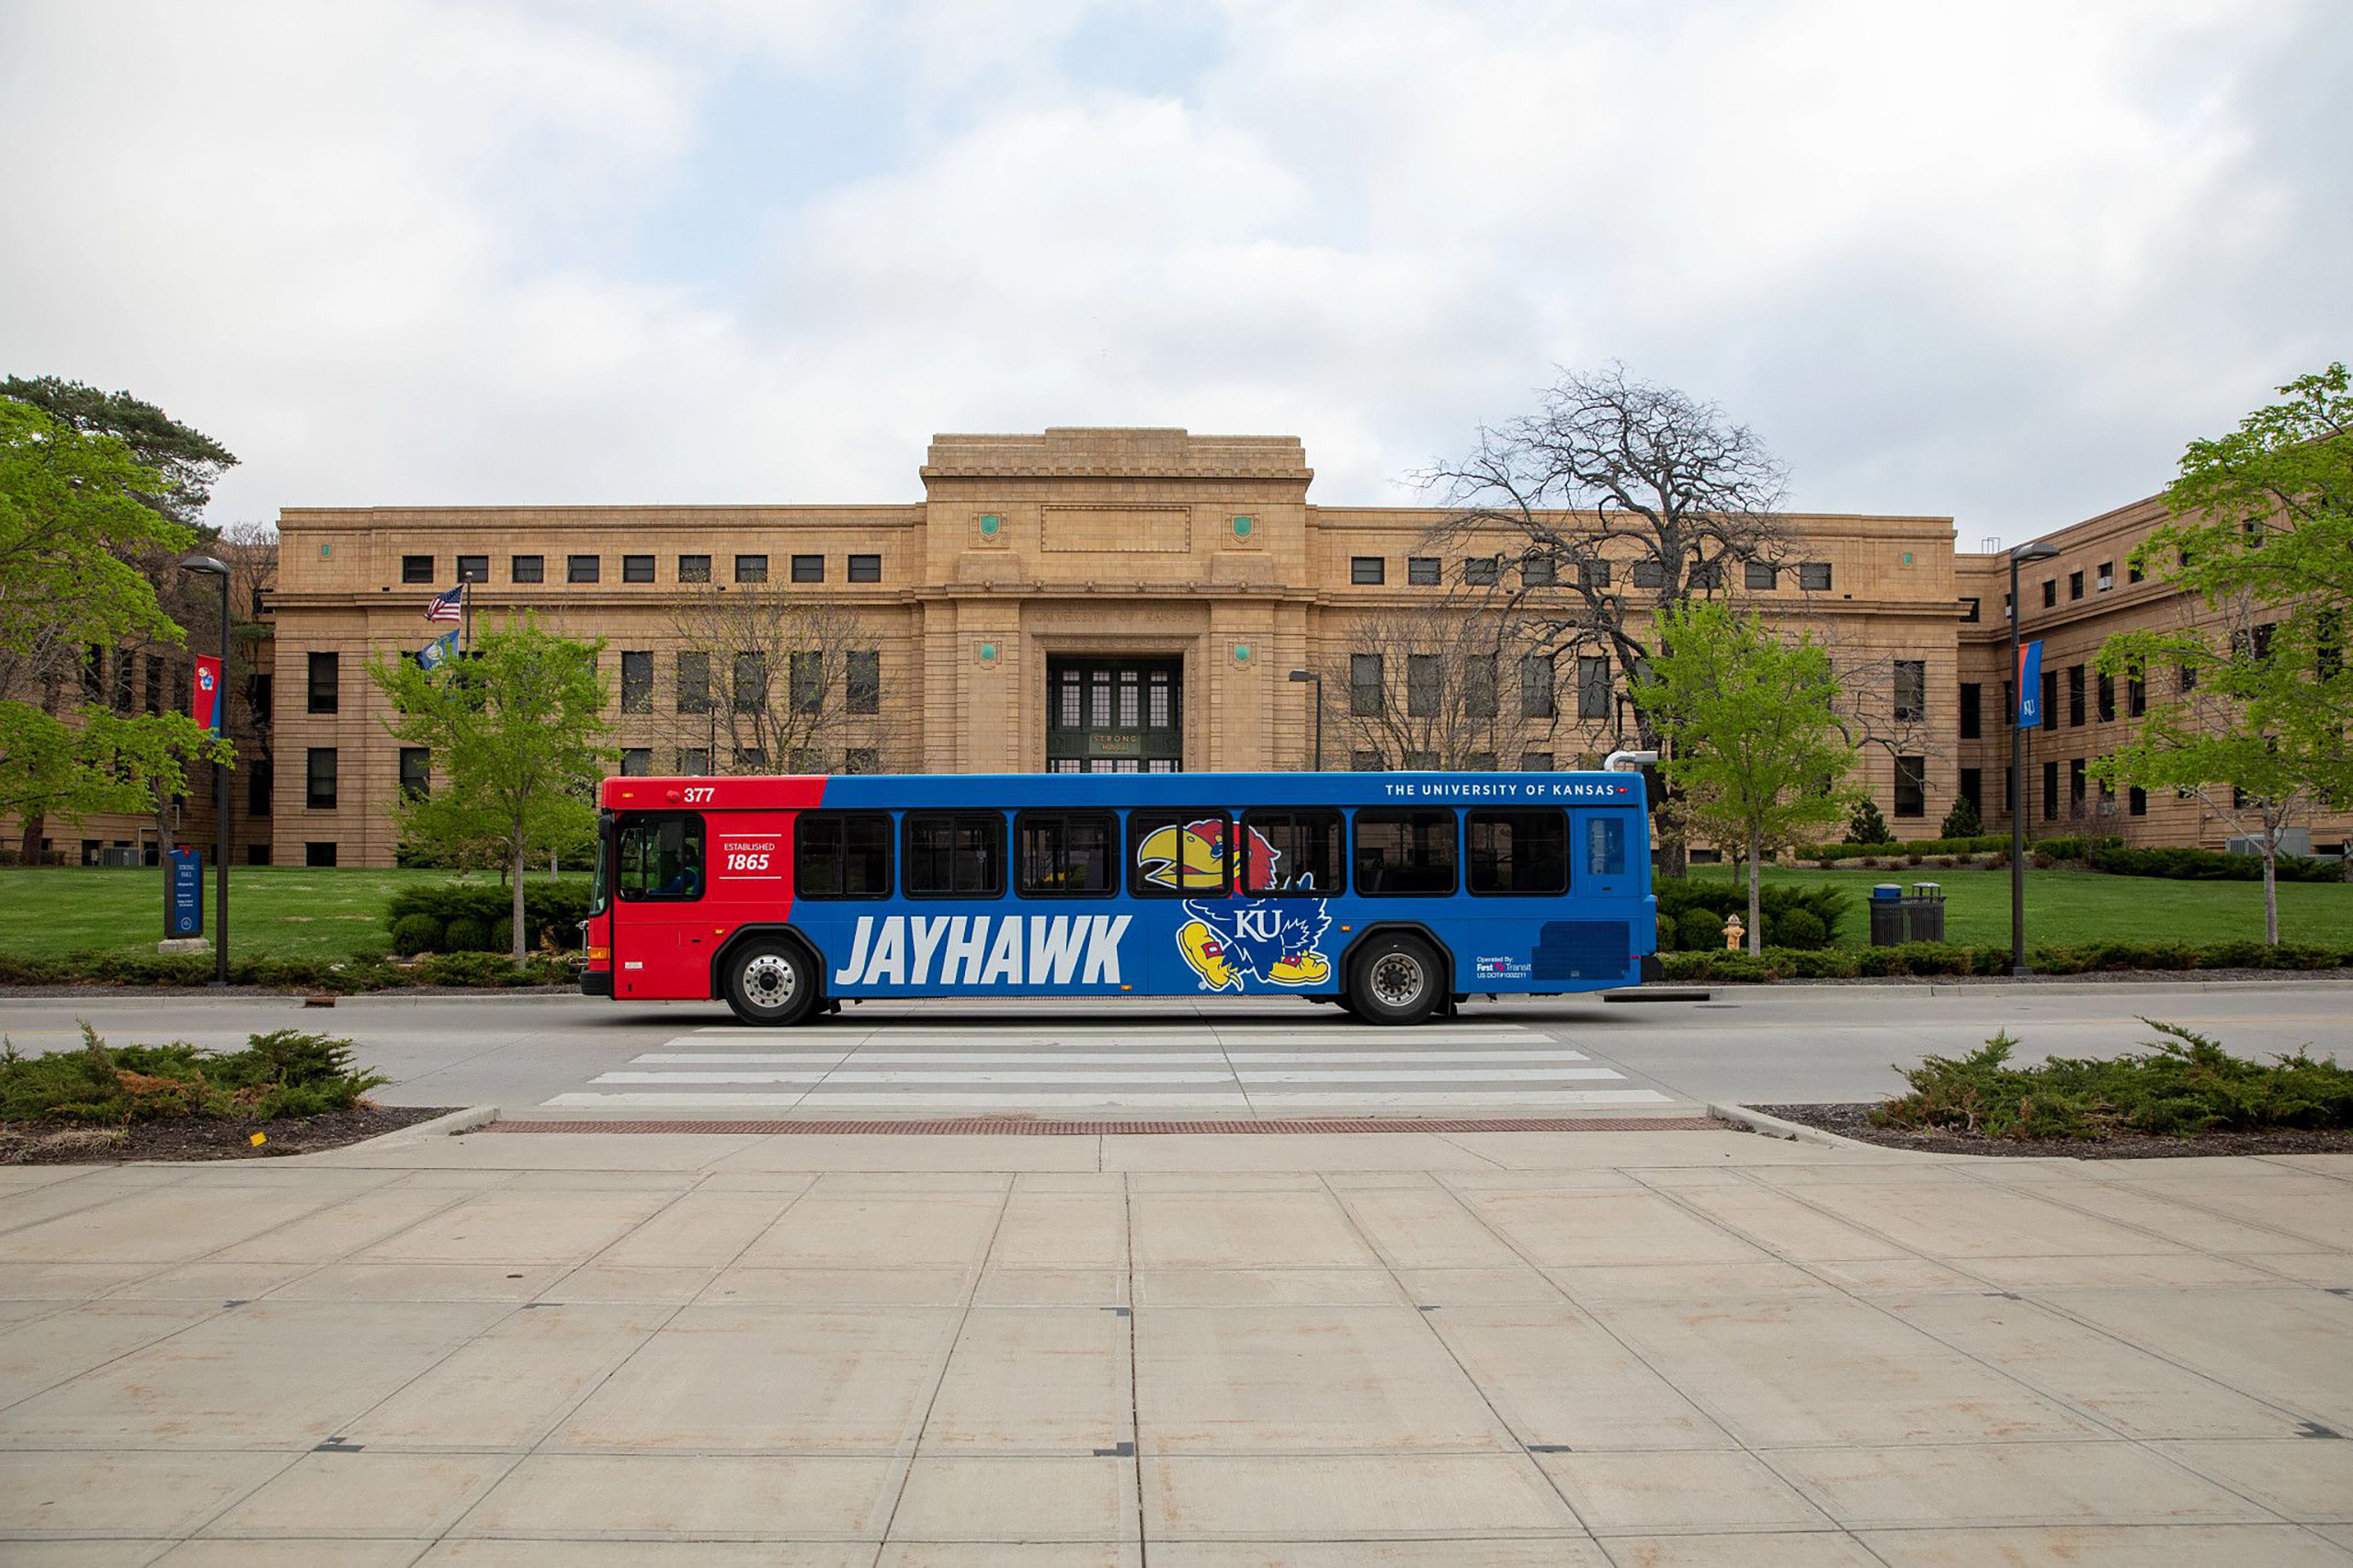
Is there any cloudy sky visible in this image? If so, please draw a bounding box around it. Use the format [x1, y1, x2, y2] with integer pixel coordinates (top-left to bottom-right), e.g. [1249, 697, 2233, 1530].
[4, 0, 2345, 545]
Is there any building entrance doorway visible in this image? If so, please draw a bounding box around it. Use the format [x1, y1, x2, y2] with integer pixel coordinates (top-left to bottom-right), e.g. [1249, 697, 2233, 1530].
[1045, 657, 1182, 773]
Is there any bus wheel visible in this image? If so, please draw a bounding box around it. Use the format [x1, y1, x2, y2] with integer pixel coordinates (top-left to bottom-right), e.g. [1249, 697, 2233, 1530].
[724, 941, 816, 1027]
[1348, 934, 1441, 1026]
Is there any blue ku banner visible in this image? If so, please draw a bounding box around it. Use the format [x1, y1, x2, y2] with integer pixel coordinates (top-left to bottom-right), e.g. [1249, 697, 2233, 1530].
[2017, 639, 2045, 728]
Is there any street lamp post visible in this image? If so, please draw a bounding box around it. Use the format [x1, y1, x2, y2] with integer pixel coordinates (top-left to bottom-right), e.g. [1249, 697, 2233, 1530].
[2007, 539, 2062, 976]
[178, 553, 233, 987]
[1286, 670, 1322, 771]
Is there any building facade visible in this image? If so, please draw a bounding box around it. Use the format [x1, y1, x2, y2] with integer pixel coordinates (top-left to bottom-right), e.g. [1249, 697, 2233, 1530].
[180, 426, 2353, 868]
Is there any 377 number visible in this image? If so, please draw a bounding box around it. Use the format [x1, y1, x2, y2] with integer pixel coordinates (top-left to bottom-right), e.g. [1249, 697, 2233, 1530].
[680, 787, 717, 803]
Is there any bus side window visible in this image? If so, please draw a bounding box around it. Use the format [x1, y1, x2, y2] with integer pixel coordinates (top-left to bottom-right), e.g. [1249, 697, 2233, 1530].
[1586, 815, 1628, 878]
[1239, 809, 1343, 895]
[1354, 809, 1458, 896]
[1129, 810, 1232, 897]
[904, 812, 1005, 899]
[618, 812, 705, 902]
[1017, 811, 1117, 896]
[1467, 809, 1568, 894]
[796, 812, 892, 899]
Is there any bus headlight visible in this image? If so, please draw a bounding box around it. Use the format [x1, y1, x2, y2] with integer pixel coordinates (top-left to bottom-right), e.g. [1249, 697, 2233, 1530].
[586, 946, 610, 962]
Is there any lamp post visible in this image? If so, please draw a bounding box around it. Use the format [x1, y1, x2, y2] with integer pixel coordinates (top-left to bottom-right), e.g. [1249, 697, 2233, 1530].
[177, 553, 233, 987]
[2007, 539, 2062, 975]
[1287, 669, 1322, 771]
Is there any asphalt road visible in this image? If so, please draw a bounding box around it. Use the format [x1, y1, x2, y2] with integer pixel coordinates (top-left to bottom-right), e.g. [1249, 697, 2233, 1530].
[2, 979, 2346, 1118]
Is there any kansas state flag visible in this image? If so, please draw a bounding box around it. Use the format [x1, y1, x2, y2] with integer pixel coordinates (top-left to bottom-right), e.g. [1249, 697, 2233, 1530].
[417, 631, 459, 671]
[191, 656, 222, 735]
[2016, 640, 2044, 729]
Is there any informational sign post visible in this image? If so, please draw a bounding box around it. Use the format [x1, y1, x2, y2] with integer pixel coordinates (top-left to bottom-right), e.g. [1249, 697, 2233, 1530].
[166, 846, 203, 938]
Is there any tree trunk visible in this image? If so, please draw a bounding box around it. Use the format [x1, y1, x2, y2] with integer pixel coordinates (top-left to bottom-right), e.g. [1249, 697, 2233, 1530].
[511, 833, 529, 964]
[1746, 828, 1764, 955]
[2261, 841, 2279, 948]
[17, 814, 43, 864]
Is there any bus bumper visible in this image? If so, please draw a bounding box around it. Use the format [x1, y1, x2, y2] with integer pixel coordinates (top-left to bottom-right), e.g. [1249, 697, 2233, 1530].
[579, 970, 612, 998]
[1639, 953, 1664, 983]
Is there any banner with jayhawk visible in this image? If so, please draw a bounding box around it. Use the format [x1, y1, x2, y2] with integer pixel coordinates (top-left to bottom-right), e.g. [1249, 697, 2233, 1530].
[1135, 816, 1333, 991]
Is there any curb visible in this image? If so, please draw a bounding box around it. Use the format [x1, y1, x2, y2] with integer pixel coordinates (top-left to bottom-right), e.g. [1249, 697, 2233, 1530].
[1708, 1102, 1885, 1153]
[348, 1104, 499, 1149]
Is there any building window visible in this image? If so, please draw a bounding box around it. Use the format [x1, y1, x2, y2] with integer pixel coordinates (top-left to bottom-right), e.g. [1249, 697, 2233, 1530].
[305, 747, 337, 809]
[1894, 756, 1926, 818]
[2067, 665, 2086, 726]
[1579, 559, 1612, 589]
[733, 553, 768, 584]
[247, 759, 273, 817]
[511, 553, 544, 584]
[1351, 556, 1385, 585]
[567, 554, 600, 584]
[676, 652, 710, 713]
[1464, 557, 1500, 585]
[2179, 662, 2197, 693]
[1406, 653, 1441, 718]
[678, 554, 711, 584]
[402, 554, 433, 584]
[2128, 668, 2146, 717]
[1522, 553, 1556, 586]
[398, 747, 429, 800]
[1631, 559, 1665, 588]
[2070, 757, 2087, 804]
[848, 553, 881, 583]
[1466, 655, 1497, 719]
[1576, 655, 1610, 721]
[82, 645, 103, 700]
[847, 651, 880, 714]
[733, 652, 766, 712]
[790, 651, 823, 712]
[734, 747, 766, 771]
[2042, 760, 2058, 819]
[252, 673, 271, 724]
[1798, 562, 1832, 592]
[1893, 660, 1927, 722]
[844, 747, 878, 774]
[2003, 592, 2014, 621]
[305, 841, 337, 868]
[622, 554, 655, 584]
[1352, 750, 1385, 771]
[2129, 786, 2147, 816]
[1745, 560, 1778, 590]
[1407, 557, 1440, 585]
[620, 747, 652, 777]
[1688, 561, 1722, 590]
[144, 654, 163, 716]
[2097, 561, 2114, 592]
[1959, 682, 1981, 741]
[307, 651, 339, 714]
[1959, 767, 1982, 813]
[1521, 654, 1556, 719]
[2042, 579, 2057, 608]
[2128, 560, 2144, 585]
[2097, 672, 2115, 722]
[790, 554, 824, 583]
[457, 554, 488, 584]
[620, 651, 653, 713]
[2069, 570, 2084, 600]
[1518, 751, 1554, 772]
[677, 747, 711, 775]
[1961, 597, 1980, 622]
[1402, 749, 1440, 769]
[1350, 653, 1383, 716]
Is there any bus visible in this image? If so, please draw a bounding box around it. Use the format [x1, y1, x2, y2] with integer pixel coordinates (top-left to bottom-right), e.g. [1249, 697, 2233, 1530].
[582, 767, 1661, 1027]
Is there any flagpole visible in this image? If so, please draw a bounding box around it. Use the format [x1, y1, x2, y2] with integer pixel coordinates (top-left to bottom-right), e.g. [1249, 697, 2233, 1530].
[461, 580, 472, 656]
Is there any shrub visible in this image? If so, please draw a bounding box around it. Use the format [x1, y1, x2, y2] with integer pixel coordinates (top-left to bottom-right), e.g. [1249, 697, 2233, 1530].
[490, 917, 515, 954]
[1939, 795, 1983, 838]
[1791, 835, 2008, 863]
[384, 880, 592, 952]
[0, 1024, 390, 1124]
[1676, 907, 1726, 951]
[414, 951, 569, 987]
[390, 914, 442, 956]
[1657, 879, 1847, 949]
[1870, 1022, 2353, 1140]
[2084, 843, 2345, 882]
[1845, 798, 1890, 846]
[441, 915, 488, 953]
[1768, 908, 1827, 949]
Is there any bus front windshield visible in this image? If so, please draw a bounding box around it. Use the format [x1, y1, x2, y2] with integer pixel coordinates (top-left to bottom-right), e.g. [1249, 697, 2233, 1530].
[588, 812, 612, 915]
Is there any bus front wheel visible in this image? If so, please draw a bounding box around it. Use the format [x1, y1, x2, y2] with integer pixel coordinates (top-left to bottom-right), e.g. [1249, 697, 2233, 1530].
[1348, 934, 1442, 1026]
[724, 940, 817, 1028]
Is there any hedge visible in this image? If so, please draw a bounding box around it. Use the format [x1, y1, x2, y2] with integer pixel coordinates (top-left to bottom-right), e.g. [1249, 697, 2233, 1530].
[382, 880, 593, 953]
[2084, 842, 2344, 882]
[0, 949, 574, 993]
[1660, 939, 2353, 983]
[1793, 835, 2011, 863]
[1654, 880, 1847, 950]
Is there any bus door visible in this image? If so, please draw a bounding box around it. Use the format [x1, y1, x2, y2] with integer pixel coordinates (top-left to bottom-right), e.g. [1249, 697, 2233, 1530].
[611, 810, 710, 999]
[1573, 809, 1638, 902]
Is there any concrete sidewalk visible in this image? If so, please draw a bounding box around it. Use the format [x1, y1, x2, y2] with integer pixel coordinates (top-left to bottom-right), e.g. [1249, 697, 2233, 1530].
[1, 1124, 2349, 1566]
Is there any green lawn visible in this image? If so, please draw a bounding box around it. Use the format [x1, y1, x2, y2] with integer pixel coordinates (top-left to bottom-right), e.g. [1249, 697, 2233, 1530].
[0, 867, 558, 960]
[1686, 864, 2353, 949]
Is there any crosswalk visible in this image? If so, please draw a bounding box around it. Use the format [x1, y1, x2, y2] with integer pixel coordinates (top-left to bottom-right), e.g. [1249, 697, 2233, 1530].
[542, 1017, 1681, 1116]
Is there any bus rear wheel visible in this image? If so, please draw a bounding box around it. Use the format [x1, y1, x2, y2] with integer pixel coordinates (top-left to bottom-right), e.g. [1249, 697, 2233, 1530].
[724, 940, 817, 1028]
[1347, 933, 1442, 1026]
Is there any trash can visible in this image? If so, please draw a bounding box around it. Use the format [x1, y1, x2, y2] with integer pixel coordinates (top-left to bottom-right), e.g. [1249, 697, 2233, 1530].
[1868, 883, 1904, 947]
[1904, 882, 1947, 943]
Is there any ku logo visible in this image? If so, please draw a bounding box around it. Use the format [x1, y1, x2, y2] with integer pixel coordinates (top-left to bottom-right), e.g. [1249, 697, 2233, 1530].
[1136, 816, 1335, 992]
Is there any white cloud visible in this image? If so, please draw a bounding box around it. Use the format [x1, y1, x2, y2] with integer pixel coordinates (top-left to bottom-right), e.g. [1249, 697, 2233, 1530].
[1, 0, 2343, 542]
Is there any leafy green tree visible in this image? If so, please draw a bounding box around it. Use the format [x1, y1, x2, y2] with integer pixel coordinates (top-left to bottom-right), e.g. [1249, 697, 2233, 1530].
[1633, 600, 1855, 952]
[1939, 793, 1982, 839]
[0, 398, 229, 848]
[371, 619, 611, 960]
[1845, 796, 1891, 846]
[1, 377, 237, 528]
[2091, 364, 2353, 945]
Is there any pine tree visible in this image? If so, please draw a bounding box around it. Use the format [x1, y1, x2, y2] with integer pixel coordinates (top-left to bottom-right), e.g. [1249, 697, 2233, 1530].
[1845, 797, 1891, 846]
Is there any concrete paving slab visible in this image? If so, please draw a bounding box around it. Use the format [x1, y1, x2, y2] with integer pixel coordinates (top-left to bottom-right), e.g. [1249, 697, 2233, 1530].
[1421, 1301, 1734, 1451]
[890, 1454, 1139, 1540]
[200, 1449, 515, 1537]
[1857, 1524, 2353, 1567]
[701, 1267, 972, 1307]
[419, 1543, 869, 1567]
[989, 1192, 1129, 1269]
[922, 1306, 1133, 1453]
[153, 1541, 428, 1567]
[1456, 1188, 1777, 1267]
[1143, 1452, 1579, 1539]
[1336, 1188, 1526, 1268]
[2154, 1437, 2353, 1520]
[344, 1301, 667, 1449]
[2035, 1286, 2353, 1426]
[0, 1541, 172, 1567]
[1768, 1438, 2266, 1528]
[1151, 1544, 1608, 1567]
[1594, 1531, 1885, 1566]
[0, 1301, 225, 1407]
[735, 1193, 1003, 1270]
[1536, 1448, 1829, 1532]
[455, 1451, 898, 1539]
[1131, 1191, 1381, 1270]
[972, 1267, 1128, 1305]
[354, 1189, 677, 1267]
[0, 1449, 283, 1534]
[1131, 1268, 1403, 1306]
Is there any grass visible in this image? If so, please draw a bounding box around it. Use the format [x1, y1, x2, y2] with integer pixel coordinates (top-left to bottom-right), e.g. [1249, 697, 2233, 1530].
[1687, 863, 2353, 949]
[0, 867, 551, 961]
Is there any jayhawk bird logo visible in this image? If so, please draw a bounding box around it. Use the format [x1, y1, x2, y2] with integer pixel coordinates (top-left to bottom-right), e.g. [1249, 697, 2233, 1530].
[1136, 816, 1334, 991]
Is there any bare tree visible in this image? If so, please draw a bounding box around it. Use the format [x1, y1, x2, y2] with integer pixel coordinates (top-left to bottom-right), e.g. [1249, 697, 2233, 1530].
[1421, 364, 1791, 871]
[1321, 610, 1570, 771]
[658, 585, 912, 775]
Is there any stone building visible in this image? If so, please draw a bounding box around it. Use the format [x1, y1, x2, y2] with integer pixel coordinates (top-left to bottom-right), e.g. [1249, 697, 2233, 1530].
[19, 426, 2347, 868]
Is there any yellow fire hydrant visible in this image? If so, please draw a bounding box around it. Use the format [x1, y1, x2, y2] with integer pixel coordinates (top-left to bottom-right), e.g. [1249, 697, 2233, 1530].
[1722, 915, 1745, 950]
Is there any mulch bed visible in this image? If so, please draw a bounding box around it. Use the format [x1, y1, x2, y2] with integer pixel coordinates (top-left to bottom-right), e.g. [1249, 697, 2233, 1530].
[1759, 1101, 2353, 1159]
[0, 1104, 460, 1165]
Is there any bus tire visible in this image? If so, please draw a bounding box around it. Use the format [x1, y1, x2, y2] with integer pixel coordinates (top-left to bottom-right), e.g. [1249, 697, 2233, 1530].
[723, 940, 817, 1028]
[1348, 933, 1442, 1026]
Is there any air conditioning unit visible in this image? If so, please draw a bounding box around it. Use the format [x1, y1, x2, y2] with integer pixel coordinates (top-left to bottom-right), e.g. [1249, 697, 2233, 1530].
[2225, 829, 2313, 858]
[97, 846, 142, 868]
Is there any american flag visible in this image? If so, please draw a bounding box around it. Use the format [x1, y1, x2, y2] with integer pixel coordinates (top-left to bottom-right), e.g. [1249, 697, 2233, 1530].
[425, 585, 465, 623]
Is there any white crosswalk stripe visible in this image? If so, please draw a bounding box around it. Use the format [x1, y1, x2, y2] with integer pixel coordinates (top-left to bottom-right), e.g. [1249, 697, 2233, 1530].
[543, 1017, 1682, 1114]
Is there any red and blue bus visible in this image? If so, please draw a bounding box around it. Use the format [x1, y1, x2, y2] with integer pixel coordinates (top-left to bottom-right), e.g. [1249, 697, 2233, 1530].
[583, 768, 1660, 1027]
